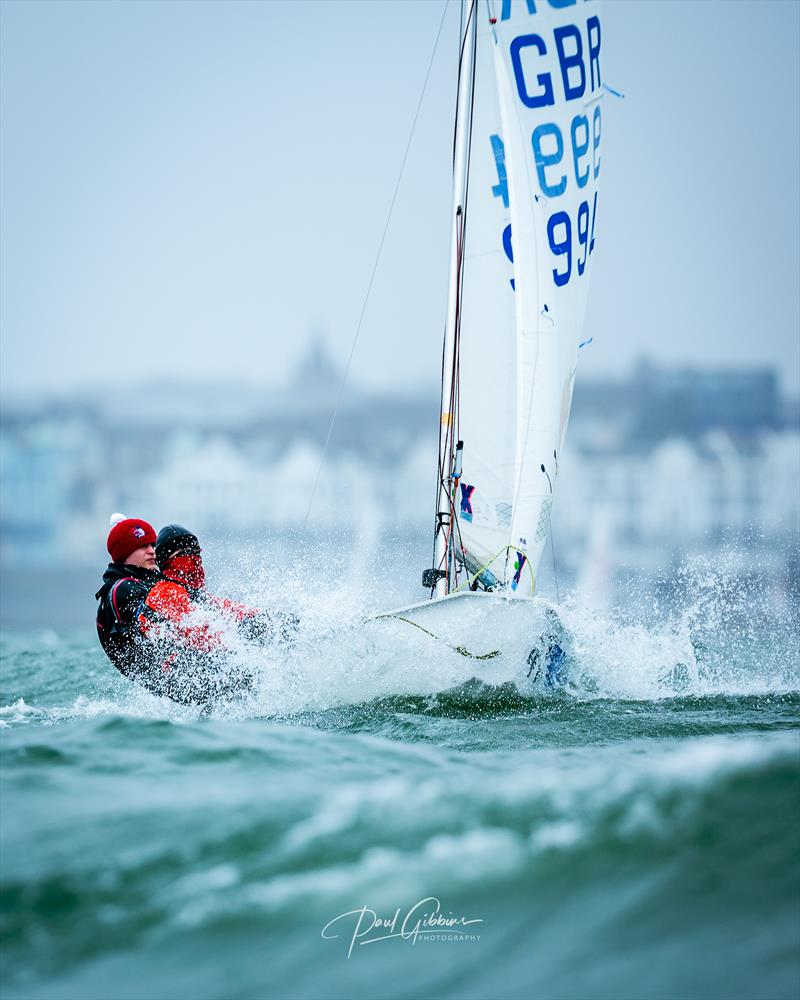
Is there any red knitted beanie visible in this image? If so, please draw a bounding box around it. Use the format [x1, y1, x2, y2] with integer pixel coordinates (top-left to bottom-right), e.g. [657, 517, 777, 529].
[107, 513, 157, 564]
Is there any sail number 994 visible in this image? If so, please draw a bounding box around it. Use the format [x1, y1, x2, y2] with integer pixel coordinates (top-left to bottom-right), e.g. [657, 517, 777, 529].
[491, 127, 599, 289]
[500, 193, 597, 290]
[547, 192, 597, 287]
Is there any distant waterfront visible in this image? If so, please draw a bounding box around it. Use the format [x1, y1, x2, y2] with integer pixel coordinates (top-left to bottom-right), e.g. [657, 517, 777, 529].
[2, 350, 798, 601]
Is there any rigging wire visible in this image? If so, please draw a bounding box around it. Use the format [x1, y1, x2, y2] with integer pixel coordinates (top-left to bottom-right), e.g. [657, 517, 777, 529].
[302, 0, 451, 531]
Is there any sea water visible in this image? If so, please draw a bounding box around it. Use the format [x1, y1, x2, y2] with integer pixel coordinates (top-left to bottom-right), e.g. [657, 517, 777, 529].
[1, 546, 799, 1000]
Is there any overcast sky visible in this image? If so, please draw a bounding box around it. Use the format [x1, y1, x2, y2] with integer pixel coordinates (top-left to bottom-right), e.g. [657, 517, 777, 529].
[1, 0, 798, 399]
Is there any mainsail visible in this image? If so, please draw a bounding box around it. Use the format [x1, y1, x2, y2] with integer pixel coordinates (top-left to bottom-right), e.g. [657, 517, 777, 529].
[433, 0, 603, 596]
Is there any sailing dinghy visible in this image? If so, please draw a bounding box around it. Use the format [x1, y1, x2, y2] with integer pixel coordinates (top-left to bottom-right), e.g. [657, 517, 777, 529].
[379, 0, 604, 680]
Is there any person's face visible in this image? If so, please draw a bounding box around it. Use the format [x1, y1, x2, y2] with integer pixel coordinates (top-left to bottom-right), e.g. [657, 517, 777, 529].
[125, 543, 157, 571]
[163, 551, 205, 589]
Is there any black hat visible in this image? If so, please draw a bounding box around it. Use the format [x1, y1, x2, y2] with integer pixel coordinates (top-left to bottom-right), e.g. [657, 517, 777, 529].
[155, 523, 201, 565]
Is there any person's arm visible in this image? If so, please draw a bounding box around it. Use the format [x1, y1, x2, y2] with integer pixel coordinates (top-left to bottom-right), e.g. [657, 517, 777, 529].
[108, 578, 150, 625]
[139, 581, 222, 653]
[206, 594, 299, 645]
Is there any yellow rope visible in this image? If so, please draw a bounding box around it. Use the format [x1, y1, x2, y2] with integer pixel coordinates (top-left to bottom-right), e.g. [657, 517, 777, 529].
[372, 613, 500, 661]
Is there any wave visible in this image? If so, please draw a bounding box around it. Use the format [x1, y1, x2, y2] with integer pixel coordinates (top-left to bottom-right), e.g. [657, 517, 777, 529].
[2, 553, 798, 725]
[2, 555, 798, 999]
[227, 557, 800, 714]
[2, 730, 798, 997]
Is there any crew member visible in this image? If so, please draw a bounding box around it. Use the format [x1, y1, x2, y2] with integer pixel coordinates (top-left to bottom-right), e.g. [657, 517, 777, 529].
[142, 523, 298, 646]
[96, 515, 250, 706]
[95, 513, 161, 681]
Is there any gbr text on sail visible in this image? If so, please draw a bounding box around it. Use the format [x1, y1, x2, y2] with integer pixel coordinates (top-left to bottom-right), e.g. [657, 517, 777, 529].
[491, 0, 603, 290]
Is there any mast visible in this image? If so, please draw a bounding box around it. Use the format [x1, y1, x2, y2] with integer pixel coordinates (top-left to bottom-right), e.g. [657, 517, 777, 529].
[429, 0, 477, 599]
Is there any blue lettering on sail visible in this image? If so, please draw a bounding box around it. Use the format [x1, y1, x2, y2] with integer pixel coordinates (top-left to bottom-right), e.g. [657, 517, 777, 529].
[576, 199, 589, 275]
[548, 211, 571, 286]
[510, 34, 554, 108]
[532, 123, 566, 197]
[500, 0, 538, 21]
[570, 114, 589, 188]
[502, 224, 516, 290]
[553, 24, 585, 100]
[592, 105, 601, 178]
[587, 15, 602, 91]
[544, 197, 598, 287]
[500, 0, 576, 19]
[490, 135, 509, 208]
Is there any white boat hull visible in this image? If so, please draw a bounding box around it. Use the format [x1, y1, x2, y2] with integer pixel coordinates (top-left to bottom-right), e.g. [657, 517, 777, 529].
[371, 591, 562, 690]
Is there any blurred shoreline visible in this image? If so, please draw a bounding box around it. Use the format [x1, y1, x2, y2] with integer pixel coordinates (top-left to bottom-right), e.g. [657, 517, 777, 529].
[2, 350, 798, 619]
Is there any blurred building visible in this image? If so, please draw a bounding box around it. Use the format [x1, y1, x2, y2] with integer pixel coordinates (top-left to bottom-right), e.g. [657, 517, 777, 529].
[555, 430, 799, 573]
[1, 345, 798, 583]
